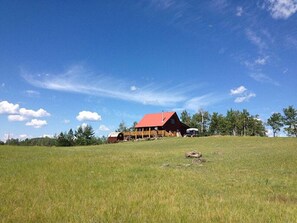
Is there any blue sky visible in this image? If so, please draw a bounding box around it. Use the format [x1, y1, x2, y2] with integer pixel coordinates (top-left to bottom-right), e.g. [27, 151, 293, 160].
[0, 0, 297, 140]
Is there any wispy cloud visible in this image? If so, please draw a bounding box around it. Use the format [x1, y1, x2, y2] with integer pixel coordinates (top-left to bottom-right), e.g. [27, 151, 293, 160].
[210, 0, 229, 12]
[22, 65, 189, 107]
[146, 0, 197, 27]
[245, 29, 267, 50]
[250, 73, 280, 86]
[285, 35, 297, 49]
[182, 93, 225, 111]
[25, 90, 40, 97]
[264, 0, 297, 19]
[99, 125, 110, 131]
[255, 56, 269, 65]
[150, 0, 175, 10]
[236, 6, 243, 16]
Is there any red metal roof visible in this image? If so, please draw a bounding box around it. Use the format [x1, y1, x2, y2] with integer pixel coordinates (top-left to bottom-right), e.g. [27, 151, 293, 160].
[135, 112, 176, 128]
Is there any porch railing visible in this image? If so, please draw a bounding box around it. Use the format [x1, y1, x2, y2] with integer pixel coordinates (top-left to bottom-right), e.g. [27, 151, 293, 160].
[123, 130, 176, 139]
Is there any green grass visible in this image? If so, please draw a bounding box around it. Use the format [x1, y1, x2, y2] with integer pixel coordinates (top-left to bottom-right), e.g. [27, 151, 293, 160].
[1, 137, 297, 222]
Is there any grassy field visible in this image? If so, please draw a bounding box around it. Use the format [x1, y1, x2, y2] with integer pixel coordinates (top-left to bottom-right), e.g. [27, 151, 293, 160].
[0, 137, 297, 222]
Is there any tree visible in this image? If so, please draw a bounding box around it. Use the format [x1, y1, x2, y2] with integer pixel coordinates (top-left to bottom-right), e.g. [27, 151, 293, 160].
[190, 110, 209, 135]
[180, 110, 192, 127]
[209, 112, 219, 135]
[75, 125, 96, 145]
[116, 121, 128, 132]
[225, 109, 240, 136]
[239, 109, 250, 136]
[57, 132, 72, 146]
[199, 109, 210, 135]
[249, 115, 266, 136]
[6, 138, 19, 145]
[209, 112, 226, 135]
[267, 113, 283, 137]
[282, 105, 297, 137]
[129, 121, 138, 131]
[67, 129, 75, 146]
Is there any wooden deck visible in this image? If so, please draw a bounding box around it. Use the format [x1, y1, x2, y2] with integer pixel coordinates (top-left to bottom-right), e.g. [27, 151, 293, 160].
[123, 130, 177, 139]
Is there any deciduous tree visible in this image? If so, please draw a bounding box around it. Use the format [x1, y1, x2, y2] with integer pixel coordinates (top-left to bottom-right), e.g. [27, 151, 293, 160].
[283, 105, 297, 137]
[267, 113, 283, 137]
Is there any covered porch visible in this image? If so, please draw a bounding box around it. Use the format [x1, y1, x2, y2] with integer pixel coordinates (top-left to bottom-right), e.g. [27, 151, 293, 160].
[123, 128, 177, 140]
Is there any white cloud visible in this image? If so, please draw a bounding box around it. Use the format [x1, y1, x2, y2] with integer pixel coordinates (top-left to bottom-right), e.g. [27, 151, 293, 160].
[0, 101, 19, 114]
[19, 108, 50, 118]
[130, 85, 138, 91]
[230, 86, 247, 95]
[77, 123, 89, 130]
[19, 134, 29, 139]
[99, 125, 110, 131]
[8, 115, 27, 122]
[64, 119, 70, 124]
[0, 100, 50, 130]
[230, 86, 256, 103]
[265, 0, 297, 19]
[76, 111, 101, 121]
[42, 134, 54, 138]
[25, 119, 47, 128]
[234, 92, 256, 103]
[236, 6, 243, 16]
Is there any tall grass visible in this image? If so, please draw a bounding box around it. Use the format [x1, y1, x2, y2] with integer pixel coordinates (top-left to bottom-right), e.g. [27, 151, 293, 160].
[1, 137, 296, 222]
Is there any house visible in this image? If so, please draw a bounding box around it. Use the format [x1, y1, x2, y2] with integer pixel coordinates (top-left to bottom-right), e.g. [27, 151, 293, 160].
[107, 132, 124, 143]
[124, 111, 189, 139]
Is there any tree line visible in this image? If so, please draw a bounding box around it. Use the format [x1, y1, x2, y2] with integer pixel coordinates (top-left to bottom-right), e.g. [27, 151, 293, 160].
[180, 109, 266, 137]
[181, 105, 296, 137]
[2, 125, 107, 147]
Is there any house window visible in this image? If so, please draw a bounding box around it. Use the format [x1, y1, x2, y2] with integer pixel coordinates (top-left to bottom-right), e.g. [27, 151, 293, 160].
[170, 118, 175, 124]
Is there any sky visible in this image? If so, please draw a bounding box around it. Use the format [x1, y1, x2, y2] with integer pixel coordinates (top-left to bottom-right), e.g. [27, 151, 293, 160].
[0, 0, 297, 140]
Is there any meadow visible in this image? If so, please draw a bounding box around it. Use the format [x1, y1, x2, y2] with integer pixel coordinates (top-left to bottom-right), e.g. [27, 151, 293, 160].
[0, 137, 296, 222]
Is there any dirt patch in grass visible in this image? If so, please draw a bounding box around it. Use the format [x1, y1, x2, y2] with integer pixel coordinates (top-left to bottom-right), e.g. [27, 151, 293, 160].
[268, 194, 297, 204]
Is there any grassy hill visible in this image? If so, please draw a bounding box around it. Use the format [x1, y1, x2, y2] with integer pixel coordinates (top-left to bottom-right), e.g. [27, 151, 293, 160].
[1, 137, 296, 222]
